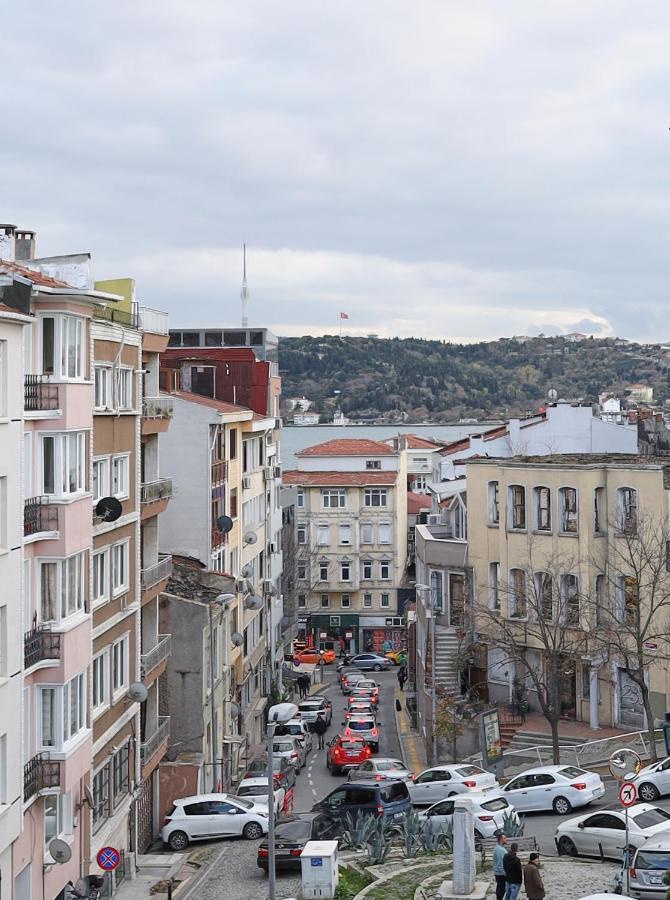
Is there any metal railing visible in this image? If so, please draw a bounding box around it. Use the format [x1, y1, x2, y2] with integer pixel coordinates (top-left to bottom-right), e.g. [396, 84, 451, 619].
[140, 634, 172, 678]
[140, 716, 170, 762]
[211, 459, 228, 484]
[24, 375, 59, 411]
[92, 303, 139, 328]
[24, 753, 61, 802]
[24, 626, 61, 669]
[140, 478, 173, 504]
[24, 497, 58, 537]
[141, 554, 172, 591]
[142, 396, 174, 419]
[138, 306, 169, 335]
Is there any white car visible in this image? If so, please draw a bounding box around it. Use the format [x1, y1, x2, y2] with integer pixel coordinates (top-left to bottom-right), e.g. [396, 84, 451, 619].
[161, 793, 269, 850]
[408, 765, 499, 806]
[272, 735, 306, 771]
[633, 756, 670, 802]
[235, 777, 286, 816]
[555, 803, 670, 859]
[275, 719, 314, 754]
[420, 791, 521, 839]
[502, 765, 604, 815]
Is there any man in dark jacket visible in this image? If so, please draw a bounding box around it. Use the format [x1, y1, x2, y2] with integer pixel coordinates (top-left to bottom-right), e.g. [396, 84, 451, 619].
[503, 843, 523, 900]
[523, 853, 545, 900]
[314, 712, 328, 749]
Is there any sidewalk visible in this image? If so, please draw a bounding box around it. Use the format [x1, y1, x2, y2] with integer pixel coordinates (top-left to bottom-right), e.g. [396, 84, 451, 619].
[394, 687, 427, 775]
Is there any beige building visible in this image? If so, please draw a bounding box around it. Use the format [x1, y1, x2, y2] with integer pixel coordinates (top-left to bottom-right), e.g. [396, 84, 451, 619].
[467, 454, 670, 732]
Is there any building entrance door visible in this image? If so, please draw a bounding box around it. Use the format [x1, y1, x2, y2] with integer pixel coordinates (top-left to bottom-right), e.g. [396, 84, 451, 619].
[618, 669, 644, 728]
[559, 656, 577, 718]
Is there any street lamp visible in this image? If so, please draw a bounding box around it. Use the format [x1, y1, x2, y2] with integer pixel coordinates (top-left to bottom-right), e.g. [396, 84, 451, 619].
[208, 593, 235, 790]
[415, 582, 437, 765]
[267, 702, 298, 900]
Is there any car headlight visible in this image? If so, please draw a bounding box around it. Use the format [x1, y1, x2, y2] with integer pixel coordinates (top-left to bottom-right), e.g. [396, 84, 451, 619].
[259, 811, 269, 818]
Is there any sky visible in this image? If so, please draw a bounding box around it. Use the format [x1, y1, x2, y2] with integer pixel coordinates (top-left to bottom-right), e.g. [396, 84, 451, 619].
[2, 2, 670, 343]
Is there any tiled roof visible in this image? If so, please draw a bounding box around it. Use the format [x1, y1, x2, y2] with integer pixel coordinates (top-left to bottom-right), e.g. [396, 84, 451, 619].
[407, 492, 432, 514]
[0, 260, 71, 289]
[283, 469, 397, 486]
[297, 438, 396, 457]
[404, 434, 443, 449]
[167, 390, 252, 416]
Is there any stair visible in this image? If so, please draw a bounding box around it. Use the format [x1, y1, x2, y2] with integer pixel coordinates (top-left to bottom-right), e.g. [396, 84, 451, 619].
[507, 729, 586, 752]
[431, 627, 461, 694]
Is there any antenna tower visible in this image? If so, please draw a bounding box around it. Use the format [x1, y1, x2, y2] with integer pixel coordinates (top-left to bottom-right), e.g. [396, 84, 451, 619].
[241, 243, 249, 327]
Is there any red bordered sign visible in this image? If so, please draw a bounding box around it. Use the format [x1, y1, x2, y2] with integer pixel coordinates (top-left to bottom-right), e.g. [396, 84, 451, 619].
[619, 781, 637, 807]
[96, 846, 120, 871]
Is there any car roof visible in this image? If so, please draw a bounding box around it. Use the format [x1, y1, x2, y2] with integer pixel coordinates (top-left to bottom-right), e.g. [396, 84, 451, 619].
[238, 777, 271, 787]
[373, 758, 407, 766]
[517, 764, 580, 775]
[175, 793, 234, 804]
[347, 715, 375, 721]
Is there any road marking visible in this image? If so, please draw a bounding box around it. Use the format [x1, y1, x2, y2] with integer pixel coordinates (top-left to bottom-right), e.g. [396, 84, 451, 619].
[395, 687, 423, 773]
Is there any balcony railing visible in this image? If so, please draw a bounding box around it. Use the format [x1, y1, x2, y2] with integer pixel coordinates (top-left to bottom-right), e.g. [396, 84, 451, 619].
[211, 460, 228, 484]
[141, 554, 172, 591]
[140, 634, 172, 678]
[141, 478, 173, 504]
[24, 626, 61, 669]
[24, 375, 59, 411]
[142, 397, 174, 419]
[139, 306, 169, 335]
[140, 716, 170, 763]
[92, 303, 139, 328]
[24, 753, 61, 802]
[24, 497, 58, 537]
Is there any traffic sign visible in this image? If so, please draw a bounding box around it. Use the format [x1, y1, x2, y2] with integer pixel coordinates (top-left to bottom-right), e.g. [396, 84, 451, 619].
[96, 847, 120, 871]
[619, 781, 637, 807]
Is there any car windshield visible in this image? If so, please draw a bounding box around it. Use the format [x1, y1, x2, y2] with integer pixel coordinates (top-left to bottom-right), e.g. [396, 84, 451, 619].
[559, 766, 587, 778]
[233, 797, 254, 810]
[456, 766, 483, 777]
[274, 742, 294, 752]
[299, 704, 320, 712]
[349, 721, 374, 730]
[341, 741, 364, 750]
[275, 820, 312, 841]
[633, 808, 670, 829]
[634, 850, 670, 870]
[481, 798, 508, 812]
[378, 761, 404, 771]
[276, 724, 301, 735]
[238, 785, 267, 796]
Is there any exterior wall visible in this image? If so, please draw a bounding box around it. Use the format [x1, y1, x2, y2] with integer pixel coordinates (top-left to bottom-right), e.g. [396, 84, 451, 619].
[298, 454, 398, 472]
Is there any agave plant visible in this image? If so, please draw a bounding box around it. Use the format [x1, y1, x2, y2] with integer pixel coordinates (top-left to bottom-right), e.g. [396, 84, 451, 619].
[365, 817, 394, 864]
[399, 808, 424, 859]
[501, 809, 525, 838]
[340, 811, 377, 850]
[420, 817, 452, 854]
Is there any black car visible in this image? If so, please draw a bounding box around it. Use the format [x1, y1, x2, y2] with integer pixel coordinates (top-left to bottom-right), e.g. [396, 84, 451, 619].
[312, 780, 411, 825]
[257, 813, 339, 871]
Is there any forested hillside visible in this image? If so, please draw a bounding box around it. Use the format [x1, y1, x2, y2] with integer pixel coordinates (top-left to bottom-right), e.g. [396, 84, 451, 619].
[278, 335, 670, 422]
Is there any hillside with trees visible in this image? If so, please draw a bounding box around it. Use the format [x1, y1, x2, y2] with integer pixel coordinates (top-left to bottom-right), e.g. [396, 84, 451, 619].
[278, 334, 670, 422]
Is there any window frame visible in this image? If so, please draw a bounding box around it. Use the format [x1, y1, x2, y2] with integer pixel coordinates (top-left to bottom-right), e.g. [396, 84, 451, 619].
[561, 573, 580, 627]
[111, 454, 130, 500]
[508, 485, 526, 531]
[112, 540, 130, 596]
[533, 486, 552, 532]
[380, 559, 391, 580]
[40, 431, 87, 498]
[37, 672, 87, 753]
[364, 488, 388, 508]
[341, 593, 351, 608]
[363, 593, 372, 608]
[340, 561, 351, 582]
[321, 489, 346, 509]
[92, 457, 110, 504]
[488, 562, 500, 610]
[339, 523, 352, 545]
[559, 486, 578, 534]
[360, 523, 373, 544]
[111, 634, 130, 700]
[92, 649, 110, 716]
[378, 522, 392, 544]
[37, 552, 85, 625]
[94, 366, 111, 410]
[361, 559, 373, 580]
[617, 487, 638, 535]
[380, 592, 390, 608]
[488, 481, 500, 526]
[40, 314, 85, 381]
[508, 568, 527, 619]
[297, 523, 307, 545]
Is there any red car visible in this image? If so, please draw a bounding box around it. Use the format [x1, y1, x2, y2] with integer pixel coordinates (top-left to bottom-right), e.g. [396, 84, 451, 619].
[326, 736, 371, 776]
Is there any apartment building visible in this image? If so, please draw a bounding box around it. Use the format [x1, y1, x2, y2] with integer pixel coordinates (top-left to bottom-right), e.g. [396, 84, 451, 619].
[467, 454, 670, 731]
[384, 433, 443, 494]
[283, 439, 408, 654]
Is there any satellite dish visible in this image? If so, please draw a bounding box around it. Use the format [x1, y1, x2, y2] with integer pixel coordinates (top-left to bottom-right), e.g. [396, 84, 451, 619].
[229, 701, 240, 719]
[243, 531, 258, 545]
[547, 388, 558, 402]
[244, 594, 263, 611]
[95, 496, 122, 522]
[241, 564, 254, 578]
[128, 682, 148, 703]
[216, 515, 233, 534]
[49, 838, 72, 864]
[231, 631, 244, 646]
[84, 784, 94, 808]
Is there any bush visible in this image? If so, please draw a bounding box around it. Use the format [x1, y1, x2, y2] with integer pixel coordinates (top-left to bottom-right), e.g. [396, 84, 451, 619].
[335, 867, 373, 900]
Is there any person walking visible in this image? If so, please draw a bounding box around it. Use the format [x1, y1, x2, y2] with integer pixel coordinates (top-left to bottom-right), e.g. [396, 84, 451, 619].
[314, 713, 328, 749]
[503, 843, 523, 900]
[298, 674, 310, 699]
[397, 665, 407, 691]
[523, 853, 545, 900]
[492, 833, 508, 900]
[339, 638, 346, 659]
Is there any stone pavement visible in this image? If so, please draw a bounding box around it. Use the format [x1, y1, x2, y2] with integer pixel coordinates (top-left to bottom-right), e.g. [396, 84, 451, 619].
[394, 686, 427, 774]
[483, 856, 617, 900]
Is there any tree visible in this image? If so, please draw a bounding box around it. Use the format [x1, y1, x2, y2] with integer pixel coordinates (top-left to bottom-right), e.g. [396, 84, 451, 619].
[434, 690, 464, 763]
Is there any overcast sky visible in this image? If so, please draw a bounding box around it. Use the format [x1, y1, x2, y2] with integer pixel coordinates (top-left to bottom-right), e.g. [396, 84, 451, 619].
[3, 2, 670, 342]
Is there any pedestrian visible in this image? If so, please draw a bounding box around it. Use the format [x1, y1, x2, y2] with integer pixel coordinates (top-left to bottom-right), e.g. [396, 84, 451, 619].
[492, 833, 508, 900]
[314, 712, 328, 749]
[298, 674, 310, 699]
[502, 842, 522, 900]
[366, 638, 373, 652]
[339, 638, 346, 658]
[523, 853, 545, 900]
[397, 665, 407, 691]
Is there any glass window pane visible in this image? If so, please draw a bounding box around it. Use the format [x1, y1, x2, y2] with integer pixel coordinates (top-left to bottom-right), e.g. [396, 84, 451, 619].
[42, 436, 55, 494]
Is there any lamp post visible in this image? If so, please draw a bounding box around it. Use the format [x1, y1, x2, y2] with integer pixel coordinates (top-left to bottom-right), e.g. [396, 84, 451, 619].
[415, 583, 437, 764]
[208, 593, 235, 791]
[267, 702, 299, 900]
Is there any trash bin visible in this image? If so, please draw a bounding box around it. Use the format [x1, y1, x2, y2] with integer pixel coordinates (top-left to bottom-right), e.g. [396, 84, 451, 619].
[300, 840, 339, 899]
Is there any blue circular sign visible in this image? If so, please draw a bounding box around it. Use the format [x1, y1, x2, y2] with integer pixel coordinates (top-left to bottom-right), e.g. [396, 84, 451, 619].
[97, 846, 120, 871]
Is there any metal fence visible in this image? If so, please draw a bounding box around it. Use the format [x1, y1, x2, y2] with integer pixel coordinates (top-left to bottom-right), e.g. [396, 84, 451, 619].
[140, 635, 172, 677]
[93, 304, 139, 328]
[24, 496, 58, 536]
[140, 478, 173, 504]
[141, 555, 172, 591]
[24, 626, 61, 669]
[24, 375, 59, 411]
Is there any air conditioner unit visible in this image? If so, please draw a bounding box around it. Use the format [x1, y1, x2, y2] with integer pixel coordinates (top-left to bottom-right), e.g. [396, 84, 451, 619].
[234, 577, 249, 593]
[242, 476, 251, 490]
[263, 466, 273, 481]
[263, 579, 274, 593]
[269, 541, 277, 554]
[427, 514, 441, 525]
[273, 465, 281, 479]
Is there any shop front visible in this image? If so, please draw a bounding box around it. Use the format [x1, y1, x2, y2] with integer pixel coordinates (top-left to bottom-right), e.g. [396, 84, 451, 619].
[360, 616, 405, 655]
[307, 614, 360, 655]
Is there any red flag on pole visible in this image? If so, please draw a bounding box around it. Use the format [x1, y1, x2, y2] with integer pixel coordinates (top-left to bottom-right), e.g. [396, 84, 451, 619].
[340, 312, 349, 319]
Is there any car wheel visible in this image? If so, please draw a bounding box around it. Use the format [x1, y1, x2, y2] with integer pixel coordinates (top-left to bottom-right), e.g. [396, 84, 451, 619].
[168, 830, 189, 852]
[557, 835, 578, 857]
[448, 792, 458, 798]
[373, 664, 382, 671]
[638, 782, 660, 802]
[244, 822, 264, 840]
[553, 796, 572, 816]
[332, 766, 341, 776]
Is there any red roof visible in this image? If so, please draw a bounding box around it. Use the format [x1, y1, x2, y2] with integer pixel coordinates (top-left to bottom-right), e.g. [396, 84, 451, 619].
[0, 260, 71, 289]
[297, 438, 396, 458]
[404, 434, 443, 449]
[407, 492, 432, 514]
[167, 390, 252, 416]
[283, 470, 397, 486]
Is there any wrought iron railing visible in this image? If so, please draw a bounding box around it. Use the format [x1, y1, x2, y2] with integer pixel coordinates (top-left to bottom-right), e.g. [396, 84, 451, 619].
[24, 753, 61, 802]
[24, 497, 58, 537]
[142, 397, 173, 419]
[24, 375, 59, 411]
[92, 303, 139, 328]
[140, 716, 169, 763]
[140, 634, 172, 678]
[140, 478, 173, 504]
[24, 626, 61, 669]
[141, 555, 172, 591]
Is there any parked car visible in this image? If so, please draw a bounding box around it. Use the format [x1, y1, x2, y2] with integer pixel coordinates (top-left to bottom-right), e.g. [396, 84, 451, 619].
[633, 756, 670, 802]
[555, 804, 670, 859]
[408, 765, 499, 806]
[629, 833, 670, 899]
[161, 794, 269, 849]
[244, 754, 296, 790]
[420, 792, 521, 839]
[343, 716, 380, 753]
[298, 698, 332, 728]
[326, 735, 372, 775]
[257, 813, 340, 872]
[385, 649, 407, 666]
[235, 778, 286, 817]
[313, 779, 411, 825]
[272, 735, 306, 771]
[275, 718, 314, 753]
[342, 672, 366, 694]
[295, 648, 336, 665]
[337, 664, 362, 686]
[503, 765, 605, 815]
[357, 679, 380, 699]
[345, 700, 375, 721]
[349, 653, 392, 672]
[348, 758, 414, 783]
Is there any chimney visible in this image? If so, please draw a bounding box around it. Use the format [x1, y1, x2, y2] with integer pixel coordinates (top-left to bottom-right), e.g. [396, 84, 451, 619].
[14, 230, 36, 260]
[0, 224, 16, 260]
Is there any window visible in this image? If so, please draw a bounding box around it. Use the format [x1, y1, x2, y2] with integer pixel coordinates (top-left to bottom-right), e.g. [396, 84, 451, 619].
[488, 646, 508, 684]
[380, 560, 391, 580]
[340, 561, 351, 581]
[594, 487, 605, 533]
[42, 315, 84, 379]
[488, 481, 500, 525]
[430, 570, 444, 613]
[112, 744, 130, 806]
[322, 489, 346, 509]
[112, 455, 129, 498]
[320, 594, 330, 609]
[39, 674, 86, 751]
[581, 660, 591, 700]
[509, 485, 526, 530]
[297, 489, 305, 509]
[561, 574, 580, 626]
[449, 573, 465, 627]
[92, 549, 109, 605]
[117, 368, 132, 410]
[379, 523, 391, 544]
[38, 553, 84, 623]
[112, 635, 129, 697]
[92, 458, 110, 503]
[364, 488, 387, 507]
[365, 460, 381, 470]
[229, 427, 237, 460]
[319, 562, 329, 581]
[94, 367, 110, 409]
[230, 488, 238, 519]
[297, 563, 307, 581]
[42, 317, 55, 374]
[341, 594, 351, 608]
[361, 559, 373, 580]
[617, 488, 638, 534]
[317, 524, 329, 546]
[560, 487, 578, 533]
[595, 573, 607, 626]
[534, 486, 551, 531]
[339, 523, 352, 545]
[617, 575, 639, 625]
[509, 568, 527, 618]
[40, 687, 56, 747]
[489, 562, 500, 610]
[92, 766, 109, 828]
[454, 501, 467, 540]
[363, 593, 372, 608]
[112, 541, 129, 595]
[361, 523, 373, 543]
[381, 593, 390, 608]
[41, 432, 86, 496]
[297, 524, 307, 545]
[92, 650, 109, 713]
[298, 594, 306, 608]
[536, 573, 554, 622]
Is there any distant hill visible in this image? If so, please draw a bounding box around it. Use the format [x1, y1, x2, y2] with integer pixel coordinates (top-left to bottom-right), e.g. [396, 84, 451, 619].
[278, 334, 670, 423]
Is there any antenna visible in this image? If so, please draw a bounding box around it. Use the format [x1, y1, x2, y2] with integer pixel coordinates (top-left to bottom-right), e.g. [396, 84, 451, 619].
[241, 243, 249, 328]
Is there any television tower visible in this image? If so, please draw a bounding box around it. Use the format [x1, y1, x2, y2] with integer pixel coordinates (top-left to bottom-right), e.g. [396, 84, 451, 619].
[241, 243, 249, 327]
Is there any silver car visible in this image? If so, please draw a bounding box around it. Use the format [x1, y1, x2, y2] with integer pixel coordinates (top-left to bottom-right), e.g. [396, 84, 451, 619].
[348, 758, 413, 783]
[275, 719, 314, 754]
[272, 735, 306, 771]
[343, 716, 379, 753]
[630, 833, 670, 899]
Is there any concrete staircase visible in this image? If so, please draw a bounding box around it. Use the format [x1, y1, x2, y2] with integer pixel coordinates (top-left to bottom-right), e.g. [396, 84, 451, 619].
[507, 729, 586, 753]
[432, 627, 461, 694]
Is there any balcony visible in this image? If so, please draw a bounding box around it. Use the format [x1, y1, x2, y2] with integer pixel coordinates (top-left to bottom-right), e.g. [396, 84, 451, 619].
[139, 307, 169, 335]
[142, 397, 174, 435]
[24, 626, 61, 669]
[140, 634, 172, 679]
[140, 716, 170, 764]
[211, 460, 228, 484]
[24, 753, 61, 802]
[92, 303, 139, 328]
[141, 554, 172, 592]
[24, 497, 58, 538]
[141, 477, 173, 505]
[24, 375, 59, 412]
